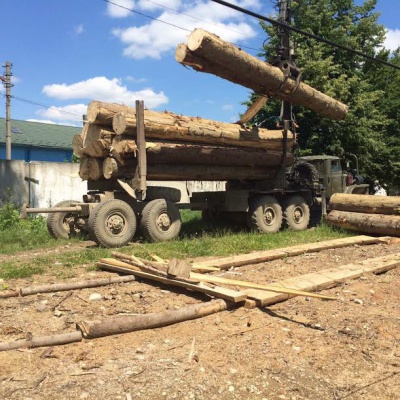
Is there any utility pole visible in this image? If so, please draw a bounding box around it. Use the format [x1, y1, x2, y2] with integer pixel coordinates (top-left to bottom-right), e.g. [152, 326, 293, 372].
[1, 61, 13, 160]
[277, 0, 294, 130]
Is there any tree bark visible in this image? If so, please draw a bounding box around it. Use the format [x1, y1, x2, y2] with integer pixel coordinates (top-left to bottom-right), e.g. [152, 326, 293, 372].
[72, 134, 84, 158]
[86, 101, 293, 151]
[83, 138, 111, 158]
[101, 156, 277, 181]
[79, 157, 104, 180]
[0, 331, 82, 352]
[176, 30, 348, 120]
[77, 299, 229, 339]
[329, 193, 400, 215]
[327, 210, 400, 236]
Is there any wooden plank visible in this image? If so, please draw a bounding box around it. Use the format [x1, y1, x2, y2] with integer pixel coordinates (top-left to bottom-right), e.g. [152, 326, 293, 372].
[245, 253, 400, 306]
[97, 261, 247, 303]
[191, 236, 388, 270]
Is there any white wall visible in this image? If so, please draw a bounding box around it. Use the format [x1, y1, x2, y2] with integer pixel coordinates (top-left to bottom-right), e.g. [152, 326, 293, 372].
[0, 160, 225, 208]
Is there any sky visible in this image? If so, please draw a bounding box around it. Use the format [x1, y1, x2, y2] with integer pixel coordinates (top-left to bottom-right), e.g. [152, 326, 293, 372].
[1, 0, 400, 127]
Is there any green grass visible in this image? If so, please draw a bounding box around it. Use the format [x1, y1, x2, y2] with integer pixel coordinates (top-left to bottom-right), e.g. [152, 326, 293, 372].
[0, 205, 353, 281]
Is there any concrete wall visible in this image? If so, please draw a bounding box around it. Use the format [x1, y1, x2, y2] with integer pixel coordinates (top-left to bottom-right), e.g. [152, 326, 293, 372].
[0, 160, 225, 208]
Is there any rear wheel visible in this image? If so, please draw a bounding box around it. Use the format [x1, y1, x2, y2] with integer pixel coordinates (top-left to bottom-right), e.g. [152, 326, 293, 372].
[88, 199, 136, 248]
[283, 195, 310, 231]
[46, 200, 82, 239]
[247, 196, 283, 233]
[140, 199, 182, 242]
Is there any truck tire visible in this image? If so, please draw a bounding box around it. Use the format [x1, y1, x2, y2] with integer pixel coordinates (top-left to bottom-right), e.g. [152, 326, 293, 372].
[247, 195, 283, 233]
[47, 200, 82, 239]
[88, 199, 136, 248]
[283, 195, 310, 231]
[140, 199, 182, 242]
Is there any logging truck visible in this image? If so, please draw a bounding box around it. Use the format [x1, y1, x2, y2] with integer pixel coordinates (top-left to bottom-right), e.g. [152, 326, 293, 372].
[20, 101, 369, 248]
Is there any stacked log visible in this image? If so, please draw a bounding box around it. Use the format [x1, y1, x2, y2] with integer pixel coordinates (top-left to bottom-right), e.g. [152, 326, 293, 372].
[175, 29, 349, 121]
[327, 193, 400, 237]
[73, 101, 295, 182]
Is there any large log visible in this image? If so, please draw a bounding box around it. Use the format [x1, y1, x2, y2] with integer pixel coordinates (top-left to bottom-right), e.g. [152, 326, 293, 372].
[102, 156, 277, 181]
[175, 30, 349, 120]
[144, 142, 292, 167]
[86, 101, 293, 151]
[77, 299, 229, 339]
[330, 193, 400, 215]
[327, 210, 400, 236]
[79, 157, 104, 180]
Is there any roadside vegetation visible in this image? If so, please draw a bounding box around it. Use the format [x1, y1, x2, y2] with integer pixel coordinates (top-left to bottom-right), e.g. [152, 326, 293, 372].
[0, 203, 352, 281]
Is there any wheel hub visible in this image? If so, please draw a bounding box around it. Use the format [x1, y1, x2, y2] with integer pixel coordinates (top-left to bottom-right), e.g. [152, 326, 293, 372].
[107, 215, 125, 233]
[263, 207, 275, 226]
[293, 206, 304, 224]
[156, 213, 171, 231]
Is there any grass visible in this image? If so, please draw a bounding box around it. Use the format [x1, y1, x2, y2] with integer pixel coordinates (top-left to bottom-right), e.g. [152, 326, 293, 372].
[0, 205, 353, 281]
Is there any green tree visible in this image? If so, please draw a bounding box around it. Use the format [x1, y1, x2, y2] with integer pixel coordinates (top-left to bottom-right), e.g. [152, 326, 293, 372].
[250, 0, 398, 186]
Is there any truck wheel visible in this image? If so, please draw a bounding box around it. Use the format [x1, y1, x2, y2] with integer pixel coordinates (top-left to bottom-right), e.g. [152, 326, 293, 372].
[47, 200, 81, 239]
[140, 199, 182, 242]
[247, 196, 283, 233]
[88, 199, 136, 248]
[283, 195, 310, 231]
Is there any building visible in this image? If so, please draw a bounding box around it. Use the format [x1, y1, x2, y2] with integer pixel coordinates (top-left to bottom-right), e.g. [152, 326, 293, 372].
[0, 118, 81, 162]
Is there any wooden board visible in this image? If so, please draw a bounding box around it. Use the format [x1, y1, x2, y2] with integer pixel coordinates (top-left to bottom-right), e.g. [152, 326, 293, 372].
[244, 253, 400, 306]
[98, 261, 247, 303]
[191, 236, 390, 270]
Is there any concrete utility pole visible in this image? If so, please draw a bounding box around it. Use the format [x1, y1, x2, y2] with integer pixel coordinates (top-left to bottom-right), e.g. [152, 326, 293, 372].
[1, 61, 13, 160]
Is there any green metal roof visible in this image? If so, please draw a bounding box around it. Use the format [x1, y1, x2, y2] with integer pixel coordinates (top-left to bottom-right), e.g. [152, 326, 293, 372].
[0, 118, 81, 149]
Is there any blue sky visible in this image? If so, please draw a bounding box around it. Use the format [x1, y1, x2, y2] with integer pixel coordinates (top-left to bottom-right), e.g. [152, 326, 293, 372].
[1, 0, 399, 126]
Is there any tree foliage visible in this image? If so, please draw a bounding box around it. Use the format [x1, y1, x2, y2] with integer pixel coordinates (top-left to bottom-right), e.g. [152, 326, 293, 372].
[249, 0, 400, 189]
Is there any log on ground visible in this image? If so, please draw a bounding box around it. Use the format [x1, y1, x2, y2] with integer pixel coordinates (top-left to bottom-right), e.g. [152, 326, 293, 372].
[329, 193, 400, 215]
[86, 101, 293, 151]
[327, 210, 400, 236]
[77, 299, 229, 339]
[176, 30, 348, 121]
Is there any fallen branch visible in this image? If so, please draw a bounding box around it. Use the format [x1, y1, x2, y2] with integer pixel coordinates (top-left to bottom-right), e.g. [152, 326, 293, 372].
[18, 275, 136, 297]
[0, 331, 83, 352]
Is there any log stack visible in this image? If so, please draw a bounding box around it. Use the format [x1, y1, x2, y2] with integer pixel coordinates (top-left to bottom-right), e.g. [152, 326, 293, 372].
[327, 193, 400, 236]
[73, 101, 295, 182]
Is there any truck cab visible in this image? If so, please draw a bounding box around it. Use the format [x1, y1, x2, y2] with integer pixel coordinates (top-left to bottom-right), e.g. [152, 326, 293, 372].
[299, 155, 369, 200]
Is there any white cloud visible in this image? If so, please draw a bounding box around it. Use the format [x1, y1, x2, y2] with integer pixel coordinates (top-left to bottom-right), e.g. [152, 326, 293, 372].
[110, 0, 262, 59]
[27, 118, 79, 127]
[36, 104, 87, 124]
[222, 104, 234, 111]
[75, 24, 84, 35]
[42, 76, 168, 108]
[384, 29, 400, 52]
[106, 0, 135, 18]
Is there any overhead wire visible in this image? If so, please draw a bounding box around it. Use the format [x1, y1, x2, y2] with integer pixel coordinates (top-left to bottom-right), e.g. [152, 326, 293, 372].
[209, 0, 400, 71]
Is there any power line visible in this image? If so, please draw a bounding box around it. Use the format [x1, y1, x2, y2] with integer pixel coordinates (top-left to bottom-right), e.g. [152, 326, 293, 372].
[209, 0, 400, 71]
[13, 96, 84, 120]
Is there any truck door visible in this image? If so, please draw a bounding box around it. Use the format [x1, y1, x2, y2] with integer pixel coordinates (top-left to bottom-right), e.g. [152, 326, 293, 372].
[329, 159, 345, 197]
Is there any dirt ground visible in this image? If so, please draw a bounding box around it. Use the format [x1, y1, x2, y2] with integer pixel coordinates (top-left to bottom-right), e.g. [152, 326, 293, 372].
[0, 238, 399, 400]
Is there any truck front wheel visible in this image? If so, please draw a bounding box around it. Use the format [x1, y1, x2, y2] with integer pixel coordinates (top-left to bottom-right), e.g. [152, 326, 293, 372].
[88, 199, 136, 248]
[283, 195, 310, 231]
[140, 199, 182, 242]
[247, 196, 283, 233]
